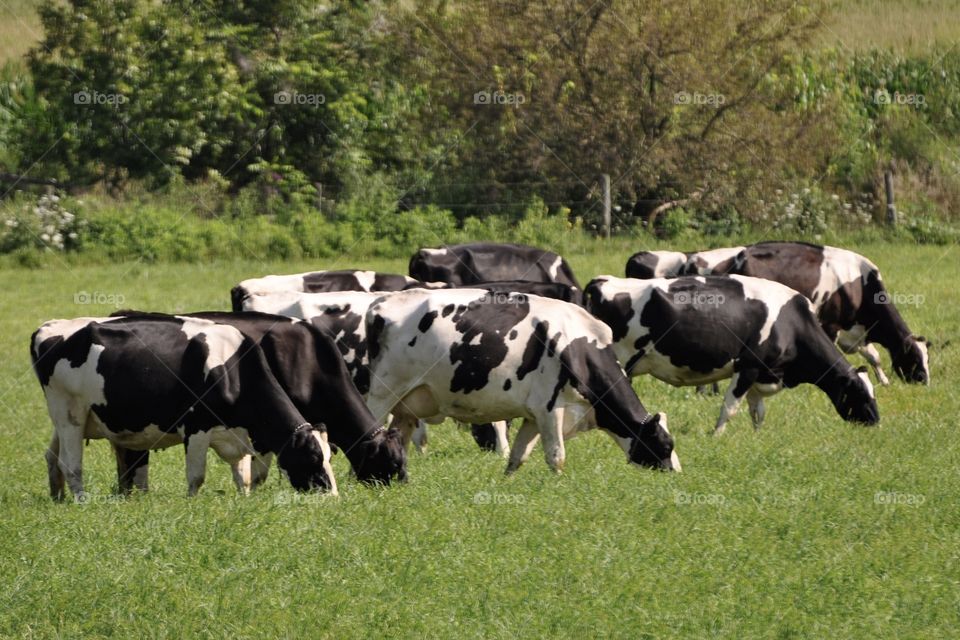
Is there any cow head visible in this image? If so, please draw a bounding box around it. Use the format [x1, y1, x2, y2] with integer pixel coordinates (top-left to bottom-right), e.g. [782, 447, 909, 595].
[277, 424, 337, 493]
[833, 367, 880, 425]
[353, 427, 408, 484]
[627, 412, 681, 471]
[892, 336, 930, 385]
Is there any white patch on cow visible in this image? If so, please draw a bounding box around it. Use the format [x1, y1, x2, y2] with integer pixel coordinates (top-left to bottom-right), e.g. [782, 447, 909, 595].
[47, 343, 108, 411]
[548, 255, 563, 280]
[236, 272, 319, 297]
[354, 270, 376, 292]
[917, 339, 930, 385]
[421, 248, 448, 257]
[176, 317, 245, 376]
[313, 430, 338, 496]
[688, 247, 744, 274]
[730, 274, 803, 344]
[102, 422, 182, 450]
[810, 246, 878, 313]
[33, 317, 121, 359]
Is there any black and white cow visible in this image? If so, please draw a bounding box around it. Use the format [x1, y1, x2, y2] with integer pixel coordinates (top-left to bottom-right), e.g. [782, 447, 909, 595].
[408, 243, 581, 289]
[625, 243, 930, 385]
[113, 311, 408, 487]
[231, 269, 419, 311]
[31, 315, 337, 501]
[585, 275, 880, 434]
[363, 288, 681, 473]
[624, 248, 744, 279]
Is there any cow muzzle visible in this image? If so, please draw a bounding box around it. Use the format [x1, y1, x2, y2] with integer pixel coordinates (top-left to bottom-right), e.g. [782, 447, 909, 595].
[662, 450, 682, 472]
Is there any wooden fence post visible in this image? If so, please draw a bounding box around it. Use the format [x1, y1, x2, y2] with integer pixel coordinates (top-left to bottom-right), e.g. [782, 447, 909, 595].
[884, 170, 896, 227]
[602, 174, 611, 239]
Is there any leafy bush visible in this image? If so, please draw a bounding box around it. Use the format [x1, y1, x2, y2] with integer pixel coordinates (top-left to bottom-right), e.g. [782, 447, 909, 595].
[1, 193, 85, 253]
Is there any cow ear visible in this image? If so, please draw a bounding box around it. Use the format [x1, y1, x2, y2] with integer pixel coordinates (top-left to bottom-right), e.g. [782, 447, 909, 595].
[653, 411, 669, 434]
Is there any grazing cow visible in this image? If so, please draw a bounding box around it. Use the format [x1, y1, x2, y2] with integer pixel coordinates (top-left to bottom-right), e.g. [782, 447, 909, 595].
[585, 275, 880, 434]
[31, 315, 336, 501]
[363, 289, 680, 474]
[113, 310, 408, 486]
[702, 242, 929, 385]
[231, 269, 419, 311]
[408, 243, 581, 289]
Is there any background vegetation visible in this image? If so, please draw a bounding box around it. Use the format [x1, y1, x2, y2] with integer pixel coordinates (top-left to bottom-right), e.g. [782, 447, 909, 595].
[1, 0, 960, 263]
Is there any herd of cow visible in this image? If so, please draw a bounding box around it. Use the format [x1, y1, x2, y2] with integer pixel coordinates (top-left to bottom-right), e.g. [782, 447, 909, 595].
[30, 241, 930, 502]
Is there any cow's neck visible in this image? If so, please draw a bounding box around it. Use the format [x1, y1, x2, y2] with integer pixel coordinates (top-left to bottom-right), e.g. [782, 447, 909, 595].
[860, 279, 913, 355]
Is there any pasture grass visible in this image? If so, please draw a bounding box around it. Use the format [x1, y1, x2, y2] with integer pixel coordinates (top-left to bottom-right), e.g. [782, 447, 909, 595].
[0, 241, 958, 637]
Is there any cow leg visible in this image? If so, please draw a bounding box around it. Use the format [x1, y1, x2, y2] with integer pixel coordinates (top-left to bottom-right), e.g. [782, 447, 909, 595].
[539, 408, 566, 473]
[251, 453, 273, 488]
[505, 419, 540, 475]
[230, 455, 254, 496]
[47, 396, 87, 502]
[714, 372, 754, 435]
[183, 431, 212, 496]
[859, 344, 891, 386]
[493, 421, 510, 458]
[747, 388, 766, 430]
[411, 420, 428, 454]
[838, 328, 890, 386]
[112, 444, 149, 494]
[45, 431, 65, 502]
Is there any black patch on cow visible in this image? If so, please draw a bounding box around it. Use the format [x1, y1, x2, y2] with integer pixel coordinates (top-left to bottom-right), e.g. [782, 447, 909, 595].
[299, 270, 413, 293]
[516, 320, 548, 380]
[408, 242, 580, 288]
[449, 296, 530, 394]
[408, 337, 417, 347]
[503, 379, 512, 391]
[367, 314, 386, 361]
[584, 279, 635, 341]
[547, 332, 561, 358]
[637, 279, 770, 374]
[418, 310, 438, 333]
[441, 303, 455, 318]
[509, 329, 518, 340]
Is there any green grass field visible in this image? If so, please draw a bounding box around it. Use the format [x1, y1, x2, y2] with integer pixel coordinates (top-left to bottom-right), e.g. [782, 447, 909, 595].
[0, 241, 957, 638]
